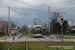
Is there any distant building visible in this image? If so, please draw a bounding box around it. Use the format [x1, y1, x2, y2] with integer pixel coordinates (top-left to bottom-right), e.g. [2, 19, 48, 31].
[0, 18, 5, 21]
[67, 19, 73, 27]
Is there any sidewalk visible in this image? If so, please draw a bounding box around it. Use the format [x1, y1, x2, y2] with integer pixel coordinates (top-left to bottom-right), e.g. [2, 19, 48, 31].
[0, 36, 75, 42]
[0, 35, 21, 42]
[44, 36, 75, 42]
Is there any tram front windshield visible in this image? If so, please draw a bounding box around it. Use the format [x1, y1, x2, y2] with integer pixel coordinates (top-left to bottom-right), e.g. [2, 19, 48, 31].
[34, 27, 42, 34]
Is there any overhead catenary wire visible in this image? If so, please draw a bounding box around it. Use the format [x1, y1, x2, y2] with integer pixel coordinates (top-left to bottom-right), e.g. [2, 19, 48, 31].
[48, 0, 75, 5]
[36, 0, 47, 25]
[20, 0, 75, 25]
[11, 0, 75, 16]
[65, 7, 75, 13]
[21, 0, 25, 25]
[47, 0, 75, 14]
[49, 6, 75, 15]
[55, 7, 75, 14]
[37, 0, 47, 17]
[37, 0, 75, 18]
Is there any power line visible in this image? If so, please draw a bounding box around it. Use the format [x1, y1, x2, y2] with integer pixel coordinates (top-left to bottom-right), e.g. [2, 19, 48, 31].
[46, 0, 75, 12]
[65, 7, 75, 13]
[33, 18, 37, 25]
[37, 0, 75, 17]
[21, 0, 25, 24]
[56, 7, 75, 14]
[48, 0, 75, 5]
[37, 0, 47, 17]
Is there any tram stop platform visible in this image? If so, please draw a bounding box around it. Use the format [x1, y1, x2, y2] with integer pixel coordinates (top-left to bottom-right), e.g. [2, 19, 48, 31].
[0, 35, 22, 42]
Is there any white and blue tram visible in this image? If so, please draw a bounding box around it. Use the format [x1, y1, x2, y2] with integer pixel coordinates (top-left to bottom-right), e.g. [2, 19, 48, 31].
[30, 25, 43, 37]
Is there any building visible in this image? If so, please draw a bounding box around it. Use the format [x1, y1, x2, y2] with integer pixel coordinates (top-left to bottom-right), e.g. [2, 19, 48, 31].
[67, 19, 73, 27]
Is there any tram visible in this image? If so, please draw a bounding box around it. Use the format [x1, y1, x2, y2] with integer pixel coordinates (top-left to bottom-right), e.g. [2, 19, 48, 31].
[30, 25, 43, 37]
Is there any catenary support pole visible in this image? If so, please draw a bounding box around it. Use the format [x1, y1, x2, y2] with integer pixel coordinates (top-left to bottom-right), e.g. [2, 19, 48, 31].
[8, 7, 11, 37]
[48, 7, 50, 38]
[61, 22, 63, 41]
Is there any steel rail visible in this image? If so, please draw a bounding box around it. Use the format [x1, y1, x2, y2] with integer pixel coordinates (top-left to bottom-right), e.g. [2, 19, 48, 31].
[36, 38, 58, 50]
[8, 36, 22, 50]
[26, 36, 28, 50]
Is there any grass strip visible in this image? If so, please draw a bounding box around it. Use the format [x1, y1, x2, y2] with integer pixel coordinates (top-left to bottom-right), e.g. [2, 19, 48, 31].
[10, 42, 26, 50]
[28, 41, 54, 50]
[47, 41, 75, 50]
[0, 42, 14, 50]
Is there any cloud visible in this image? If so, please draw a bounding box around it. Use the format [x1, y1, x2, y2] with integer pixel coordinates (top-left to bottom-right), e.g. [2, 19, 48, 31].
[0, 7, 21, 18]
[22, 0, 45, 5]
[0, 8, 8, 17]
[10, 10, 22, 18]
[0, 0, 75, 27]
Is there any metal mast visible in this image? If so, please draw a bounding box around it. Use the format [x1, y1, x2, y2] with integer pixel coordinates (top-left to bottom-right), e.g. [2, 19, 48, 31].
[48, 7, 50, 36]
[8, 7, 11, 37]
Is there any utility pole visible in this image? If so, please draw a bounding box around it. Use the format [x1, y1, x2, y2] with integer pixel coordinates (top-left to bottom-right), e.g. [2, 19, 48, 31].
[16, 19, 18, 28]
[61, 22, 63, 41]
[48, 7, 50, 37]
[61, 16, 63, 41]
[8, 7, 11, 37]
[57, 26, 58, 35]
[65, 24, 67, 35]
[4, 23, 6, 42]
[39, 18, 41, 25]
[33, 18, 37, 25]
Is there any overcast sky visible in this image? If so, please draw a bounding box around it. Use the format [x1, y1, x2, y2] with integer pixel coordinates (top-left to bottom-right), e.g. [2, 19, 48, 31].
[0, 0, 75, 27]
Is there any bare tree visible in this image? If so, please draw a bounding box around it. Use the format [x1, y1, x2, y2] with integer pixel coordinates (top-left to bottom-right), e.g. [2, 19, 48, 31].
[17, 26, 21, 32]
[11, 22, 16, 28]
[0, 21, 16, 35]
[50, 12, 60, 33]
[21, 25, 29, 33]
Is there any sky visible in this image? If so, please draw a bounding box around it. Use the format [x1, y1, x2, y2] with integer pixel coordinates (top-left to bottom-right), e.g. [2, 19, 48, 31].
[0, 0, 75, 27]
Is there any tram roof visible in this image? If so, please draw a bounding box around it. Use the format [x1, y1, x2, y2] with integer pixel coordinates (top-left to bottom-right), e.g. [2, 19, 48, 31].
[33, 25, 42, 28]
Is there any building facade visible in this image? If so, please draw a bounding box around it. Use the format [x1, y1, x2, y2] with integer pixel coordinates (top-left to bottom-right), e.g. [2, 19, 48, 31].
[67, 19, 73, 27]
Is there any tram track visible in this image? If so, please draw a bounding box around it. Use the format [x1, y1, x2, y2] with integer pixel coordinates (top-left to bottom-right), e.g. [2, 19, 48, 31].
[43, 37, 75, 50]
[43, 37, 67, 46]
[37, 37, 75, 50]
[7, 36, 75, 50]
[8, 36, 23, 50]
[26, 36, 28, 50]
[36, 38, 58, 50]
[8, 41, 18, 50]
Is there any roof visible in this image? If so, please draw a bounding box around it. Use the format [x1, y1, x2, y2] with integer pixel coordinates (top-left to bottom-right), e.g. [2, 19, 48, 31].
[67, 19, 73, 22]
